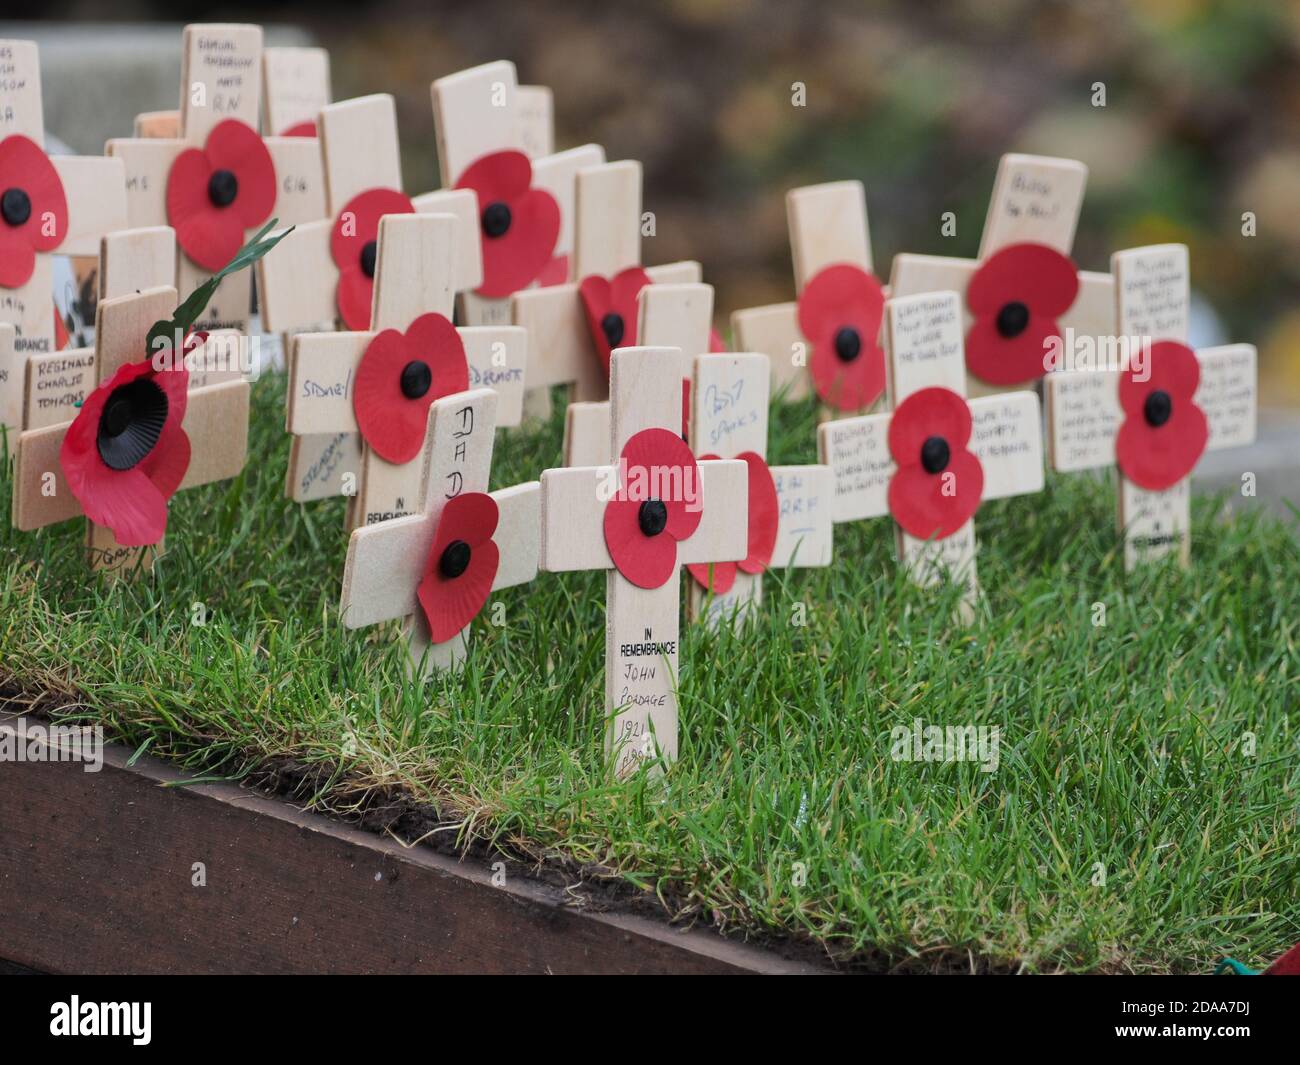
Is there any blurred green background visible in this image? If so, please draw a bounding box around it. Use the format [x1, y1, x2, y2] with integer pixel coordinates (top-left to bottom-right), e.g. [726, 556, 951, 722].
[12, 0, 1300, 403]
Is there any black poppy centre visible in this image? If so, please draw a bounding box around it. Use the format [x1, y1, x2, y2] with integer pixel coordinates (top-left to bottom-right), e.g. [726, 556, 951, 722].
[481, 201, 512, 239]
[995, 301, 1030, 339]
[207, 169, 239, 209]
[439, 539, 471, 579]
[833, 326, 862, 363]
[359, 240, 378, 279]
[920, 435, 951, 475]
[1144, 389, 1173, 428]
[601, 312, 625, 349]
[1, 186, 32, 227]
[638, 499, 668, 537]
[97, 376, 170, 471]
[400, 359, 433, 400]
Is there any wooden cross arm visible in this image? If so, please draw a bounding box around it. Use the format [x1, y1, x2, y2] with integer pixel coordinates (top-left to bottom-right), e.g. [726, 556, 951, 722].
[968, 391, 1044, 500]
[729, 303, 807, 400]
[339, 480, 539, 629]
[255, 218, 334, 334]
[817, 412, 894, 524]
[410, 189, 483, 294]
[538, 458, 749, 572]
[50, 156, 128, 256]
[462, 326, 527, 427]
[262, 136, 328, 226]
[770, 464, 834, 568]
[1199, 344, 1257, 450]
[12, 421, 78, 530]
[287, 330, 368, 435]
[105, 139, 184, 229]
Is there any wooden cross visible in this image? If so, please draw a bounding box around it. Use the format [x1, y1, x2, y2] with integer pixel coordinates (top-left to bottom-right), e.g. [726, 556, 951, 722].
[431, 60, 606, 330]
[21, 225, 242, 433]
[339, 387, 539, 675]
[890, 153, 1114, 396]
[1044, 243, 1257, 569]
[288, 212, 527, 528]
[688, 350, 834, 626]
[11, 284, 250, 576]
[0, 38, 127, 357]
[562, 281, 714, 466]
[512, 159, 701, 408]
[106, 24, 323, 333]
[262, 46, 331, 137]
[817, 290, 1045, 607]
[730, 180, 882, 411]
[539, 346, 749, 776]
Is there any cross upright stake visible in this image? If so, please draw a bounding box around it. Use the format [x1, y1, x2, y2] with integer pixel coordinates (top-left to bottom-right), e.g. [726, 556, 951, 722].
[889, 153, 1114, 397]
[106, 24, 321, 334]
[0, 38, 127, 359]
[262, 46, 331, 137]
[339, 387, 540, 675]
[731, 181, 885, 414]
[287, 212, 527, 528]
[818, 289, 1045, 610]
[539, 346, 749, 776]
[11, 284, 251, 576]
[1044, 243, 1258, 569]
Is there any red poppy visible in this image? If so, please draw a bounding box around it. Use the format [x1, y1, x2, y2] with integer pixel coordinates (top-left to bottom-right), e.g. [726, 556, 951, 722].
[687, 451, 778, 593]
[886, 386, 984, 541]
[709, 329, 727, 353]
[603, 427, 703, 588]
[352, 312, 469, 465]
[1265, 942, 1300, 975]
[166, 119, 276, 273]
[965, 242, 1079, 386]
[0, 133, 68, 287]
[280, 120, 317, 137]
[60, 356, 191, 546]
[54, 302, 69, 350]
[537, 252, 569, 287]
[330, 187, 416, 330]
[1115, 340, 1208, 491]
[579, 267, 651, 376]
[416, 491, 500, 644]
[456, 150, 560, 299]
[796, 263, 886, 411]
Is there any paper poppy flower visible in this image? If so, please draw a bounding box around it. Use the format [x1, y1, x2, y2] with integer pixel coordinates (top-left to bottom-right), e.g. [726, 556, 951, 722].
[604, 427, 703, 589]
[416, 491, 500, 644]
[886, 387, 984, 541]
[796, 263, 886, 411]
[0, 133, 68, 288]
[687, 451, 777, 594]
[1115, 340, 1208, 491]
[965, 243, 1079, 386]
[456, 150, 560, 299]
[352, 312, 469, 464]
[166, 119, 276, 273]
[580, 267, 652, 376]
[330, 187, 416, 330]
[537, 252, 569, 287]
[60, 356, 191, 546]
[280, 120, 317, 137]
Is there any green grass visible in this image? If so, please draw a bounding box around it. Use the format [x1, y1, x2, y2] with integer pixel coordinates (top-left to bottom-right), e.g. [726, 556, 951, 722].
[2, 371, 1297, 973]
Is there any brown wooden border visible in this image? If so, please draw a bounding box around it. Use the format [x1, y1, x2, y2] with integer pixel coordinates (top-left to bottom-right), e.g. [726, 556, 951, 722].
[0, 716, 826, 974]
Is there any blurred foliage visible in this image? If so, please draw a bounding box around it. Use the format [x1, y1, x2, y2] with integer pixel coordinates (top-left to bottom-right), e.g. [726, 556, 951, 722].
[22, 0, 1300, 399]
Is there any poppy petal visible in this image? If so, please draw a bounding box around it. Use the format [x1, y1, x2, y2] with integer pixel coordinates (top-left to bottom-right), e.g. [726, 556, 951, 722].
[0, 134, 68, 276]
[281, 120, 317, 138]
[417, 492, 500, 644]
[537, 253, 569, 287]
[0, 229, 36, 288]
[166, 146, 239, 272]
[457, 151, 560, 299]
[204, 119, 276, 230]
[737, 451, 779, 573]
[619, 427, 702, 541]
[965, 310, 1061, 386]
[330, 187, 416, 273]
[1116, 342, 1208, 490]
[686, 558, 737, 594]
[604, 496, 680, 589]
[887, 387, 984, 541]
[580, 267, 651, 374]
[797, 263, 886, 410]
[336, 267, 374, 331]
[888, 386, 973, 462]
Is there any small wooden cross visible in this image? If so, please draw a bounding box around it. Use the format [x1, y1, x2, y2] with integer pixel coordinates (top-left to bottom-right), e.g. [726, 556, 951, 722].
[288, 212, 527, 528]
[688, 350, 835, 626]
[1044, 243, 1257, 569]
[106, 24, 322, 335]
[339, 387, 540, 675]
[890, 153, 1114, 397]
[11, 284, 251, 576]
[431, 60, 606, 331]
[817, 290, 1045, 607]
[539, 346, 749, 776]
[21, 225, 242, 434]
[0, 37, 127, 357]
[730, 180, 884, 412]
[262, 46, 331, 137]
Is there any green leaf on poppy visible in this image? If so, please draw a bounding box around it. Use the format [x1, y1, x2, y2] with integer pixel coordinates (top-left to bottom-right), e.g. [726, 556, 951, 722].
[145, 219, 294, 356]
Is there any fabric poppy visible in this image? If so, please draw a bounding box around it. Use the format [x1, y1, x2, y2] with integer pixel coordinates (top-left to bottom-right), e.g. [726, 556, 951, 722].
[1115, 340, 1208, 491]
[166, 119, 276, 273]
[456, 150, 560, 299]
[603, 427, 703, 589]
[579, 267, 652, 376]
[60, 356, 191, 546]
[965, 242, 1079, 386]
[330, 186, 416, 330]
[886, 386, 984, 541]
[687, 450, 778, 593]
[537, 252, 569, 287]
[352, 312, 469, 465]
[0, 133, 68, 288]
[416, 492, 500, 644]
[796, 263, 886, 411]
[280, 120, 317, 137]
